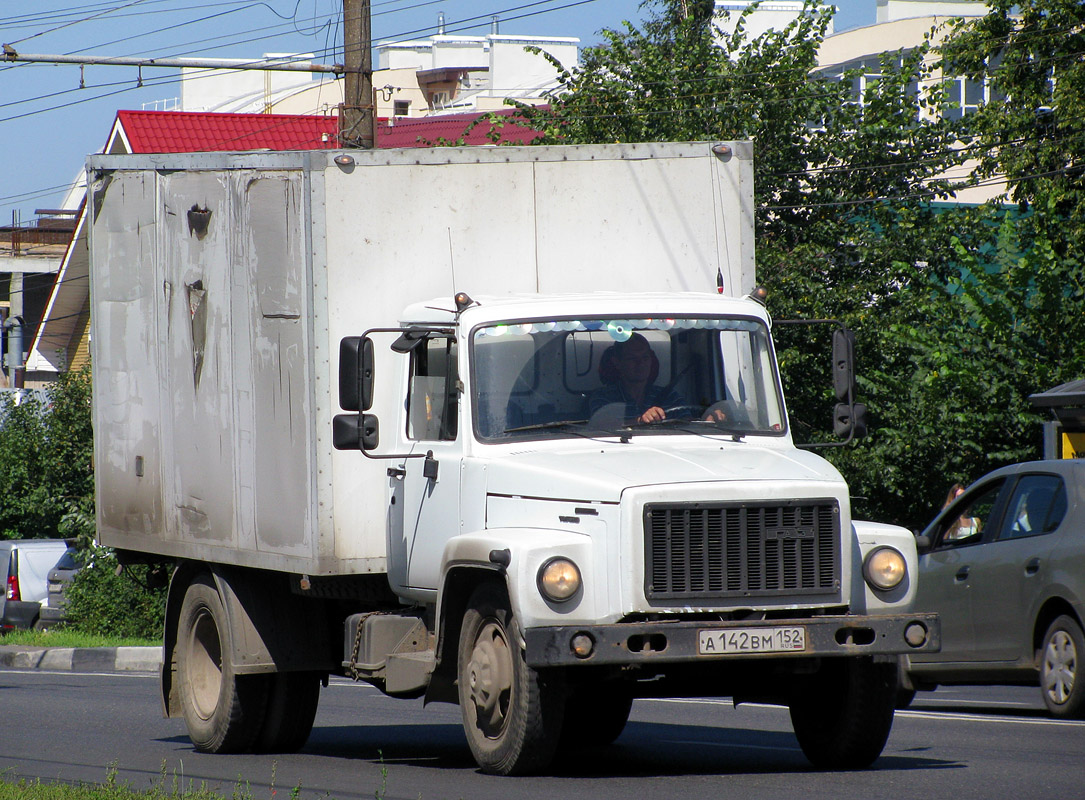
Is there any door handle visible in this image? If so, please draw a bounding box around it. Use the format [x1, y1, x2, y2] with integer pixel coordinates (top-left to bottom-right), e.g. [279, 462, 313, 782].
[1025, 557, 1041, 576]
[954, 566, 970, 582]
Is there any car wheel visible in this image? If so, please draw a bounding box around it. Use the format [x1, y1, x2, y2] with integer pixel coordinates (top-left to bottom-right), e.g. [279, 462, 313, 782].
[176, 576, 269, 753]
[1040, 615, 1085, 719]
[457, 583, 564, 775]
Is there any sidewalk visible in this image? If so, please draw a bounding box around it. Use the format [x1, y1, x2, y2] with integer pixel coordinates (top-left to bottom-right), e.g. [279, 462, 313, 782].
[0, 644, 163, 673]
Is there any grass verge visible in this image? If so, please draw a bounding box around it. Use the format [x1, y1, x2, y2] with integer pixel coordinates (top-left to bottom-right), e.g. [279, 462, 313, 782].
[0, 629, 158, 648]
[0, 780, 233, 799]
[0, 761, 312, 799]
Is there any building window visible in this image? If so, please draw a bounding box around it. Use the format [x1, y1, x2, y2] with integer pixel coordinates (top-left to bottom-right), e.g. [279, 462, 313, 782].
[942, 76, 999, 120]
[393, 100, 410, 116]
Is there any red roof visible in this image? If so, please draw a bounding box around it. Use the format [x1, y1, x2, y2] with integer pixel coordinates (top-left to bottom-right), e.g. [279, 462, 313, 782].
[112, 109, 540, 154]
[377, 108, 541, 148]
[115, 110, 339, 152]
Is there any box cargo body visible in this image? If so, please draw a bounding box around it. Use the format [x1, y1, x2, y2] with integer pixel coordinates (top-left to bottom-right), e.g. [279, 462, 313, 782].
[87, 142, 754, 576]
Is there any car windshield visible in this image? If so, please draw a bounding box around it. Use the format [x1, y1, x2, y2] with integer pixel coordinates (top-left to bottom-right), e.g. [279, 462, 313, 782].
[472, 316, 786, 441]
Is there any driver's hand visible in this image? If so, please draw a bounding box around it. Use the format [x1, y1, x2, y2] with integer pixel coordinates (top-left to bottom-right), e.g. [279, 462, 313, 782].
[703, 407, 728, 422]
[637, 406, 666, 423]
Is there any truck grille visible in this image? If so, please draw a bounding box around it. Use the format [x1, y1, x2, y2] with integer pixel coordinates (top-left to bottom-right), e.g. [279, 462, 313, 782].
[644, 500, 840, 602]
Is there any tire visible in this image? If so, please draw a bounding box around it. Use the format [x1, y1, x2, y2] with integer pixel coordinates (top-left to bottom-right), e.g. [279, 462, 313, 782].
[895, 688, 916, 710]
[1040, 615, 1085, 719]
[560, 682, 633, 750]
[457, 583, 564, 775]
[255, 670, 322, 753]
[176, 576, 269, 754]
[789, 657, 897, 770]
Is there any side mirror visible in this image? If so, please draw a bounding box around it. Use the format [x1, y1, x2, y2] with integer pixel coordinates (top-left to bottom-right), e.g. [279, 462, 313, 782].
[333, 413, 379, 451]
[339, 337, 374, 412]
[833, 402, 867, 439]
[914, 533, 932, 554]
[832, 328, 857, 402]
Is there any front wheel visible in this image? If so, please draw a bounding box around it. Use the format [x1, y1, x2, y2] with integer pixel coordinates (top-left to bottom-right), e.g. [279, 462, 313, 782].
[1040, 615, 1085, 719]
[457, 583, 564, 775]
[560, 681, 633, 750]
[789, 657, 897, 770]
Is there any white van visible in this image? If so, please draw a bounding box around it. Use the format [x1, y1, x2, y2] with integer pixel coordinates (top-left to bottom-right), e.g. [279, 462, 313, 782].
[0, 540, 69, 631]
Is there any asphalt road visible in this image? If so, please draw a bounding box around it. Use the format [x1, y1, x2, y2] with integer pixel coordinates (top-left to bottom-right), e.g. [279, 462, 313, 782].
[1, 670, 1083, 800]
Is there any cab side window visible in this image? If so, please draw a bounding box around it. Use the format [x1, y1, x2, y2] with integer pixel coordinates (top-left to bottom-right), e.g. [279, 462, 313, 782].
[935, 482, 1003, 547]
[999, 475, 1066, 540]
[407, 337, 458, 441]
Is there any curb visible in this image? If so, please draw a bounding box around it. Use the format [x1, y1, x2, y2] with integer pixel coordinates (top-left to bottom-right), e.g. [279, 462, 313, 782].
[0, 645, 163, 673]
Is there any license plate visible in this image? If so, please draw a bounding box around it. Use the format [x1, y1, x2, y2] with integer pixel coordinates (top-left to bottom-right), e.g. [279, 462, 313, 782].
[698, 626, 806, 655]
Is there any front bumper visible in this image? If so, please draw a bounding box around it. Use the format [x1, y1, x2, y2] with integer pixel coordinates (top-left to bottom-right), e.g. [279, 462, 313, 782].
[525, 613, 940, 668]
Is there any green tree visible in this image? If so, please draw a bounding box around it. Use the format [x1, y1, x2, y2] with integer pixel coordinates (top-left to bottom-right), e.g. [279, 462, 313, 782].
[516, 0, 988, 525]
[848, 0, 1085, 525]
[0, 367, 94, 540]
[786, 0, 1085, 527]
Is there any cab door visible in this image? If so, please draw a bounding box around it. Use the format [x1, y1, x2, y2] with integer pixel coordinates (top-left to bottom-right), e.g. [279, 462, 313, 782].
[399, 335, 462, 593]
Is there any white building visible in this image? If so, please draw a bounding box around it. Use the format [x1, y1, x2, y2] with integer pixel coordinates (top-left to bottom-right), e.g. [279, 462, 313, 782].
[176, 29, 578, 119]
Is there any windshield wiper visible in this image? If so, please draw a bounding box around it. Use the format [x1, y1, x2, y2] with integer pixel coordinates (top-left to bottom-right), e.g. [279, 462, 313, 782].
[620, 417, 749, 440]
[503, 419, 589, 433]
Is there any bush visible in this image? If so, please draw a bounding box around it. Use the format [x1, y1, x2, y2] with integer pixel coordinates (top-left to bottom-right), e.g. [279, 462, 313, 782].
[64, 547, 166, 640]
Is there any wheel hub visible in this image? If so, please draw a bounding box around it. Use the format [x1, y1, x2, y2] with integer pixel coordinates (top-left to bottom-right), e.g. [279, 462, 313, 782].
[1043, 630, 1077, 706]
[188, 608, 223, 720]
[467, 620, 513, 738]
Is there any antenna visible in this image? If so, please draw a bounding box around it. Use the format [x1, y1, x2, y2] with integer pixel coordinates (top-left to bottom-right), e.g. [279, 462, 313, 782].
[447, 228, 458, 294]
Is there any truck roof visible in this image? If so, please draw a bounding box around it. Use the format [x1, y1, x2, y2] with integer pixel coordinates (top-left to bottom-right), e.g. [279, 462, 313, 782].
[402, 292, 771, 327]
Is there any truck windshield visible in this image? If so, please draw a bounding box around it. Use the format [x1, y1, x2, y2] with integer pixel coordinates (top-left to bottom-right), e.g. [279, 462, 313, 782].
[471, 316, 786, 441]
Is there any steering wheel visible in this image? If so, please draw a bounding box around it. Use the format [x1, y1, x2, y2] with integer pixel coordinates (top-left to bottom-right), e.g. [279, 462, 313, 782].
[659, 405, 706, 421]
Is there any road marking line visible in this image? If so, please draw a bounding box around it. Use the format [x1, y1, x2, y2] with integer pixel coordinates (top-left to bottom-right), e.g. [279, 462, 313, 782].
[897, 709, 1085, 726]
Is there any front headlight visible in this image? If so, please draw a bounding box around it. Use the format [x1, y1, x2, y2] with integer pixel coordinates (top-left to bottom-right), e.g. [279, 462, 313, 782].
[863, 546, 907, 591]
[537, 557, 581, 602]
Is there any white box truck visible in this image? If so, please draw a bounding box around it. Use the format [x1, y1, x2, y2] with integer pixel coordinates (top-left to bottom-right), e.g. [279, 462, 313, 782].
[87, 141, 937, 775]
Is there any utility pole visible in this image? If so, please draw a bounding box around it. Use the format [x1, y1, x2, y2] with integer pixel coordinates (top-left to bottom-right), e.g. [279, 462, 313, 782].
[340, 0, 374, 149]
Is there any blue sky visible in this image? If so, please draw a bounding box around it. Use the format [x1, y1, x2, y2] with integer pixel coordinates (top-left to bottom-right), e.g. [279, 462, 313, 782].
[0, 1, 876, 221]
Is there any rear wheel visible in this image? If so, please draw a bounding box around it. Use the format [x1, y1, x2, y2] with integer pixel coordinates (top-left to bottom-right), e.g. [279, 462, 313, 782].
[789, 657, 897, 770]
[457, 583, 564, 775]
[176, 576, 268, 753]
[255, 670, 322, 753]
[1040, 615, 1085, 719]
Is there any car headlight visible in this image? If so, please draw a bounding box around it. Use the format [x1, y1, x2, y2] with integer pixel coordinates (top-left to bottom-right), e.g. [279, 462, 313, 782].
[863, 546, 906, 591]
[537, 557, 581, 602]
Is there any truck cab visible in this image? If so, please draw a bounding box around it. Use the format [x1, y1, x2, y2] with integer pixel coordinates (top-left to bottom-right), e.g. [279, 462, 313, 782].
[334, 290, 937, 773]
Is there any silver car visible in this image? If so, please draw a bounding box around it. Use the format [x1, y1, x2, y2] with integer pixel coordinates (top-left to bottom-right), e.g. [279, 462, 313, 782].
[903, 460, 1085, 718]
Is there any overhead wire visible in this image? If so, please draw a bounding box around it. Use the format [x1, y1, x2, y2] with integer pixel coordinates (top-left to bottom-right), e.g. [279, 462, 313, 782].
[1, 1, 1078, 209]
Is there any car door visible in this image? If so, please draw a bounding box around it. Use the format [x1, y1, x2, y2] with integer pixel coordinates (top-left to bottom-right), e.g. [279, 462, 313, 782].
[914, 479, 1007, 664]
[970, 473, 1068, 662]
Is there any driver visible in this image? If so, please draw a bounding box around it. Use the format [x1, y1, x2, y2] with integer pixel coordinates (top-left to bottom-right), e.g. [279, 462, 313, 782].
[589, 334, 683, 424]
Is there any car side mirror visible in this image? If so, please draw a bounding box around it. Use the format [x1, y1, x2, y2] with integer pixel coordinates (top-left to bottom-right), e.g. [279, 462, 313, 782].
[914, 533, 932, 554]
